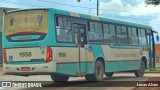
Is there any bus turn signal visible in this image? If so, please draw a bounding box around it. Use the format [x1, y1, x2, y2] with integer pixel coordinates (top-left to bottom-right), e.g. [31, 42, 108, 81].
[3, 49, 7, 64]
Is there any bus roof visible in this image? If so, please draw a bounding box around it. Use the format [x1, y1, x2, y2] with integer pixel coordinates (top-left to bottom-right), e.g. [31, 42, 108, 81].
[53, 8, 152, 30]
[5, 8, 152, 30]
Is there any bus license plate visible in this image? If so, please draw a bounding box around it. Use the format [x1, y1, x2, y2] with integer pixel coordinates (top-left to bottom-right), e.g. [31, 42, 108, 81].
[21, 67, 30, 71]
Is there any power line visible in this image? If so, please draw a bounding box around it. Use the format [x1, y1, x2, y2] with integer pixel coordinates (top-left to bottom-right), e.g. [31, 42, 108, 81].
[1, 0, 94, 14]
[1, 0, 44, 8]
[2, 0, 160, 14]
[38, 0, 95, 9]
[37, 0, 160, 14]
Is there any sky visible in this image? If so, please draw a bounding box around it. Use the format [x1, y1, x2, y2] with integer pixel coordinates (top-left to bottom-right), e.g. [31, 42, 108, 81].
[0, 0, 160, 43]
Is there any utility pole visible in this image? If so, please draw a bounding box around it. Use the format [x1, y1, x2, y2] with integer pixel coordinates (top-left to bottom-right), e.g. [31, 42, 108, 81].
[97, 0, 99, 16]
[77, 0, 99, 16]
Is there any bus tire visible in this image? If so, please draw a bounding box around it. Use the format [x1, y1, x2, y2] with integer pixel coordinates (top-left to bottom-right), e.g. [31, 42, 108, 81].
[105, 72, 114, 77]
[134, 61, 145, 77]
[51, 74, 69, 82]
[85, 60, 104, 81]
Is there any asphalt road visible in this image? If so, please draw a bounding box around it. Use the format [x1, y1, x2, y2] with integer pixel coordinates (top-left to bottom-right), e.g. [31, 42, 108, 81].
[0, 73, 160, 90]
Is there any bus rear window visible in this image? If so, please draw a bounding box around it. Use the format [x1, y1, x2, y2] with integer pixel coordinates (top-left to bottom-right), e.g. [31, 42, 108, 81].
[5, 10, 48, 42]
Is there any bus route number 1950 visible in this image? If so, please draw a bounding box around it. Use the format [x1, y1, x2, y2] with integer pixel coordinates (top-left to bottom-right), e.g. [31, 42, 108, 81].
[19, 52, 32, 57]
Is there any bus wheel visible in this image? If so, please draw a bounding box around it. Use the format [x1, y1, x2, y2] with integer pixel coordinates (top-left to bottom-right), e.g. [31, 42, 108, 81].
[105, 72, 114, 77]
[85, 60, 104, 81]
[134, 61, 145, 77]
[51, 74, 69, 82]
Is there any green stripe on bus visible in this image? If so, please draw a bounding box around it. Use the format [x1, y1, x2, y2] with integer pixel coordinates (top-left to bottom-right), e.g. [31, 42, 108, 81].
[7, 61, 46, 65]
[55, 9, 69, 15]
[56, 62, 95, 76]
[109, 45, 143, 49]
[56, 60, 141, 75]
[80, 13, 91, 19]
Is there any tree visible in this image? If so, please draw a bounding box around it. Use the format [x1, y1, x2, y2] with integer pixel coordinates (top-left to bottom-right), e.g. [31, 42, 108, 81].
[77, 0, 160, 6]
[77, 0, 81, 2]
[145, 0, 160, 6]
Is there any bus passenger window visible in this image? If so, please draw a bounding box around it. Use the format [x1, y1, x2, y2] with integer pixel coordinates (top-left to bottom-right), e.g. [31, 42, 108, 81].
[103, 24, 116, 44]
[89, 22, 95, 31]
[128, 27, 138, 45]
[116, 26, 128, 44]
[55, 16, 73, 42]
[88, 22, 103, 43]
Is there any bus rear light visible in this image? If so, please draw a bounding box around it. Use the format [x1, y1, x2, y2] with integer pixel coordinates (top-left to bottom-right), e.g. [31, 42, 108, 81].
[46, 47, 52, 63]
[3, 49, 7, 64]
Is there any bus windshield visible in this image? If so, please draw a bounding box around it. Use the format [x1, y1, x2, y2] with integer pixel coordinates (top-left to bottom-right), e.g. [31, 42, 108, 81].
[5, 10, 48, 42]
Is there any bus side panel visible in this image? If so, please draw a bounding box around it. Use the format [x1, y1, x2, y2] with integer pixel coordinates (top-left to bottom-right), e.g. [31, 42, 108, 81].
[101, 45, 142, 72]
[55, 47, 79, 76]
[56, 63, 78, 76]
[105, 61, 141, 72]
[80, 45, 95, 74]
[80, 62, 95, 74]
[56, 62, 95, 76]
[55, 45, 97, 76]
[91, 45, 105, 60]
[91, 44, 105, 70]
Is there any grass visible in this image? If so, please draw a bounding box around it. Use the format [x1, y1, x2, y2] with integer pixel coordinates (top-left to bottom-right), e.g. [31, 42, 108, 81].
[145, 67, 160, 72]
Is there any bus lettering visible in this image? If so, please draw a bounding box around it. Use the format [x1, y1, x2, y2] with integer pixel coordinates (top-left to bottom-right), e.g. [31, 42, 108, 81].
[58, 52, 66, 57]
[19, 52, 32, 57]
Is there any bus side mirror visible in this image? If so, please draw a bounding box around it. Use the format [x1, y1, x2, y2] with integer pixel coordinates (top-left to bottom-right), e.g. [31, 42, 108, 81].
[156, 35, 159, 41]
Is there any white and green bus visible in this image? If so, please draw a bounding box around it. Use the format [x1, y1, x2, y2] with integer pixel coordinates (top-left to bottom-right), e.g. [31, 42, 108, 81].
[2, 8, 158, 81]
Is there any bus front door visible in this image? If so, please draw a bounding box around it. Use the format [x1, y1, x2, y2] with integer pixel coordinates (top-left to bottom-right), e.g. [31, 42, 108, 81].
[147, 33, 155, 68]
[73, 23, 87, 75]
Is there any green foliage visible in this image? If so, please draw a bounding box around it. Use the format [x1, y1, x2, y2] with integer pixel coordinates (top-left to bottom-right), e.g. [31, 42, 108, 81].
[145, 67, 160, 72]
[77, 0, 81, 2]
[145, 0, 160, 5]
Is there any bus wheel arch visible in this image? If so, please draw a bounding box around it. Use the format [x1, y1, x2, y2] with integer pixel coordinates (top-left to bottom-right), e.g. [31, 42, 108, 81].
[94, 57, 105, 81]
[96, 57, 105, 71]
[134, 57, 146, 77]
[141, 56, 147, 69]
[85, 57, 105, 81]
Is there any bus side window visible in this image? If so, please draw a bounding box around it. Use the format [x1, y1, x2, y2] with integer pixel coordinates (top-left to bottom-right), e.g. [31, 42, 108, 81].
[55, 16, 73, 42]
[108, 24, 116, 44]
[128, 27, 138, 45]
[88, 22, 103, 43]
[56, 17, 63, 28]
[103, 24, 116, 44]
[116, 26, 128, 44]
